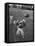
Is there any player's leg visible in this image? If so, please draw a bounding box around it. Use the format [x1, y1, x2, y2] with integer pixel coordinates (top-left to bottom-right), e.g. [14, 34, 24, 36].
[21, 29, 24, 38]
[16, 28, 20, 35]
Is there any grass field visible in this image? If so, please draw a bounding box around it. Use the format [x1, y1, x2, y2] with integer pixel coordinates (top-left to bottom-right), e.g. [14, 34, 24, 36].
[9, 7, 33, 42]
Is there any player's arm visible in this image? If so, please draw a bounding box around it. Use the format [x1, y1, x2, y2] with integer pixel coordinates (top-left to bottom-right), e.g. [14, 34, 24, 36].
[19, 19, 26, 24]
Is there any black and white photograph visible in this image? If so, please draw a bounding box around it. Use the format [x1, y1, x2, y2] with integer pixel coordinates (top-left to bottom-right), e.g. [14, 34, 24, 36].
[5, 3, 34, 43]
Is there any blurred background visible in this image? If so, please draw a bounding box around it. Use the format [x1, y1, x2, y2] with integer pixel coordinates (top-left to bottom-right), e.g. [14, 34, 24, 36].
[9, 4, 34, 42]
